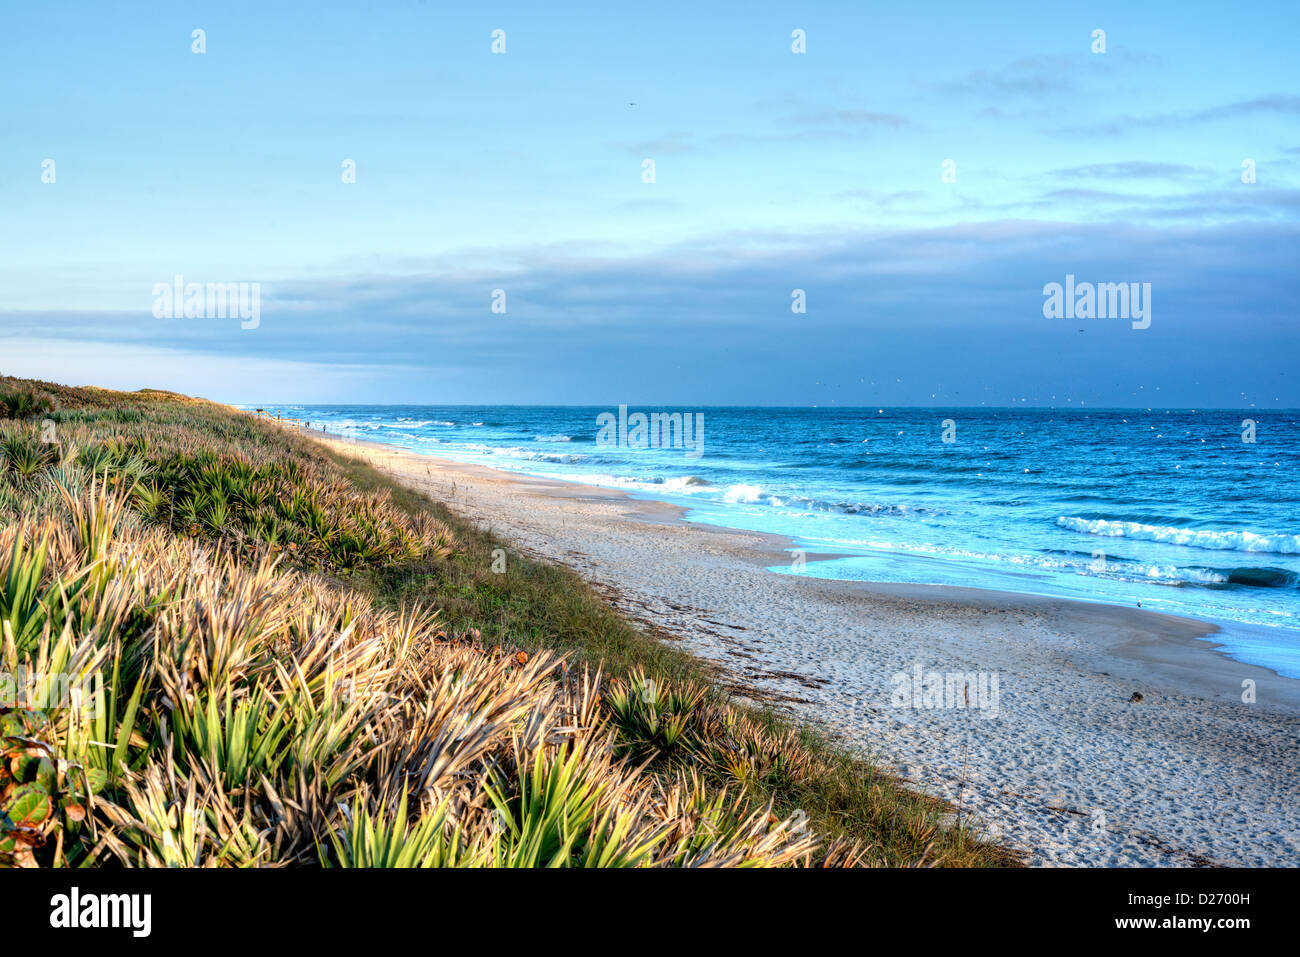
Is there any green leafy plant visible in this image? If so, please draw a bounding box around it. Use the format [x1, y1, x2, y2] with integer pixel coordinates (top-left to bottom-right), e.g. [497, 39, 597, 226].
[605, 669, 706, 762]
[0, 530, 55, 657]
[0, 378, 1008, 870]
[0, 388, 55, 421]
[322, 793, 464, 868]
[1, 435, 55, 486]
[0, 702, 104, 867]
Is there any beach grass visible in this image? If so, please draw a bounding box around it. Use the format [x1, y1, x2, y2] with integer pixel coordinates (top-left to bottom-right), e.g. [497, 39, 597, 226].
[0, 375, 1015, 867]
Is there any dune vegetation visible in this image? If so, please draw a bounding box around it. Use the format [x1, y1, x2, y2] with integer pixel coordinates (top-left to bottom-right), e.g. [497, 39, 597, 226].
[0, 376, 1012, 867]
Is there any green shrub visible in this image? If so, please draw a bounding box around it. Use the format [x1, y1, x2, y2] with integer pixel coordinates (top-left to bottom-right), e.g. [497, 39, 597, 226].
[0, 388, 55, 420]
[605, 669, 706, 762]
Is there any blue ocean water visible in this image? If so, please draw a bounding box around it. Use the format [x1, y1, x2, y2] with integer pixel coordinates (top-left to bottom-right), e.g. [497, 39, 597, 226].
[251, 405, 1300, 678]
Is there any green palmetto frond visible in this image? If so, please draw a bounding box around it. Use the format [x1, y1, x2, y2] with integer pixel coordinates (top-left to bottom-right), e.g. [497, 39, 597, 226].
[0, 528, 54, 657]
[323, 792, 468, 868]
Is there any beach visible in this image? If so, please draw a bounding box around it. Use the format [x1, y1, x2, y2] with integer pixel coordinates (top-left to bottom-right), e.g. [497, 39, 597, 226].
[313, 430, 1300, 867]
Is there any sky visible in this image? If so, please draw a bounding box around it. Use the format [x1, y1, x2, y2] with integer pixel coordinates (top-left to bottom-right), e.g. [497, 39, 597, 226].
[1, 0, 1297, 407]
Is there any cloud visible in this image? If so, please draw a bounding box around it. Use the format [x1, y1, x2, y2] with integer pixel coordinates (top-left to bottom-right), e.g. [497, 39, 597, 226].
[0, 338, 390, 403]
[1192, 94, 1300, 122]
[1049, 161, 1205, 180]
[944, 55, 1079, 97]
[611, 132, 696, 156]
[1028, 185, 1300, 221]
[1051, 93, 1300, 135]
[833, 188, 928, 206]
[611, 109, 913, 158]
[5, 218, 1297, 407]
[786, 108, 911, 130]
[940, 51, 1162, 99]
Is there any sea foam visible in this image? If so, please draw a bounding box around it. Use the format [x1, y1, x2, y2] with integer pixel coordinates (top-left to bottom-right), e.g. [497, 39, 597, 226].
[1056, 517, 1300, 555]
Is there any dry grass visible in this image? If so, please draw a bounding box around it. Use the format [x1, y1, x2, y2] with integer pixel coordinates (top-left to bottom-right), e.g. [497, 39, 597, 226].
[0, 379, 1016, 867]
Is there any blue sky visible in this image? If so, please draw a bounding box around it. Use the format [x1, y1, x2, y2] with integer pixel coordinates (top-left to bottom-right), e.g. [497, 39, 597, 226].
[1, 0, 1297, 406]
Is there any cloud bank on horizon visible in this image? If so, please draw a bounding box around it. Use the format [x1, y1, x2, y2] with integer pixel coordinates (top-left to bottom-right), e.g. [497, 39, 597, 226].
[1, 1, 1296, 407]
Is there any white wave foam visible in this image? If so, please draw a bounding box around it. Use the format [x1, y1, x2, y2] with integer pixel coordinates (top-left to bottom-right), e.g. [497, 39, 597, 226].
[451, 442, 584, 464]
[1056, 517, 1300, 555]
[1137, 564, 1228, 584]
[723, 484, 764, 504]
[661, 475, 710, 492]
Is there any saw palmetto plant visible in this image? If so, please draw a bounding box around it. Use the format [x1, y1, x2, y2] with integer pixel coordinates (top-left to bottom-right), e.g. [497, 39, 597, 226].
[0, 378, 1006, 869]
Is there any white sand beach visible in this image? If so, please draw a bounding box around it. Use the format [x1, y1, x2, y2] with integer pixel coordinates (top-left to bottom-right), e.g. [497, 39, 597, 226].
[314, 432, 1300, 867]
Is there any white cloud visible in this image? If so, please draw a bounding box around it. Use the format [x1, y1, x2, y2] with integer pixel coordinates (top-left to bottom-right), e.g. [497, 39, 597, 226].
[0, 338, 377, 404]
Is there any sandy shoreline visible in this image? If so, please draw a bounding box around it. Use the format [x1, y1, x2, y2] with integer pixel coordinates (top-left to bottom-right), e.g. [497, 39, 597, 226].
[312, 429, 1300, 867]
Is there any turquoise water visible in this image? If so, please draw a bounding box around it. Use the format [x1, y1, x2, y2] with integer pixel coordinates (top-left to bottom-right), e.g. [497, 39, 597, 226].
[252, 405, 1300, 678]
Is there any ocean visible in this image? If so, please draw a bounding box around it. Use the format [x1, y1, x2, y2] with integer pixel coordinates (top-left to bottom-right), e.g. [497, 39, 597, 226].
[249, 404, 1300, 678]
